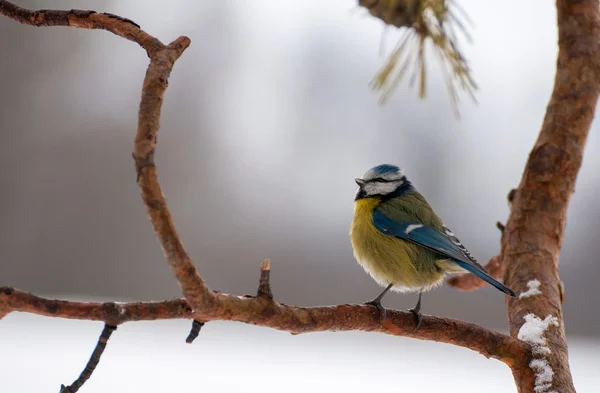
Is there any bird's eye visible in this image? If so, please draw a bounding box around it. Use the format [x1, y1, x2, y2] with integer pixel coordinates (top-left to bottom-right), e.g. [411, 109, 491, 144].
[373, 177, 387, 182]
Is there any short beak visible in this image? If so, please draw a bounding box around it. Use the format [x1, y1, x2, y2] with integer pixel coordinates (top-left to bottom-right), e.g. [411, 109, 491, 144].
[355, 178, 366, 187]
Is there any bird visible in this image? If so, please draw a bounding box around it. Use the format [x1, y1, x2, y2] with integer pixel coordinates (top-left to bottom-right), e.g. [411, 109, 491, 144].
[349, 164, 516, 326]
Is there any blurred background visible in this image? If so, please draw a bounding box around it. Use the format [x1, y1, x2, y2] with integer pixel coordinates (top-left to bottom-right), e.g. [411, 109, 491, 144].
[0, 0, 598, 392]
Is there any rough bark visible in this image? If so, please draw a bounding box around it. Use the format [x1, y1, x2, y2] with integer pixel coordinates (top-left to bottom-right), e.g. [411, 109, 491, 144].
[0, 284, 526, 365]
[448, 1, 599, 392]
[503, 2, 600, 392]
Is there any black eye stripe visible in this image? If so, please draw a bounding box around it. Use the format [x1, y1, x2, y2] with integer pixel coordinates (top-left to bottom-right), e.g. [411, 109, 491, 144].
[368, 177, 394, 183]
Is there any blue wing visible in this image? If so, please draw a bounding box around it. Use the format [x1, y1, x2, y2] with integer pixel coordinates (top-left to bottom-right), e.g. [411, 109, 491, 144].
[372, 210, 516, 297]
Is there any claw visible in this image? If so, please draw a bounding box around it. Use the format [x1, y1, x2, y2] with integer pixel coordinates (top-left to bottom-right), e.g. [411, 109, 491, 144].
[409, 292, 423, 330]
[365, 299, 387, 320]
[409, 307, 422, 329]
[364, 283, 394, 321]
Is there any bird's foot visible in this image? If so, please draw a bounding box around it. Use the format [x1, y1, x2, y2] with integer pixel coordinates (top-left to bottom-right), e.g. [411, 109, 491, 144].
[408, 307, 422, 330]
[408, 292, 423, 329]
[364, 283, 394, 321]
[364, 299, 387, 320]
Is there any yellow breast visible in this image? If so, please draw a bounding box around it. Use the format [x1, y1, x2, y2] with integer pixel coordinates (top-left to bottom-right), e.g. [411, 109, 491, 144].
[350, 198, 445, 292]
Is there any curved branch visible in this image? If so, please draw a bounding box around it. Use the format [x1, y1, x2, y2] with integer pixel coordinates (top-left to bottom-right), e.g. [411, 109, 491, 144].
[0, 0, 211, 332]
[131, 35, 217, 312]
[0, 0, 213, 312]
[500, 1, 600, 392]
[0, 286, 527, 366]
[0, 1, 163, 56]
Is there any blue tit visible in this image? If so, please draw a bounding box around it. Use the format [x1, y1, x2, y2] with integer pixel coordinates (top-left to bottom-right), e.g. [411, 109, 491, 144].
[350, 164, 516, 325]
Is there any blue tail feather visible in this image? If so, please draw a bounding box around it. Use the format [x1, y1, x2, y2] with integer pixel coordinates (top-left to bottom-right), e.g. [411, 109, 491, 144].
[453, 260, 516, 297]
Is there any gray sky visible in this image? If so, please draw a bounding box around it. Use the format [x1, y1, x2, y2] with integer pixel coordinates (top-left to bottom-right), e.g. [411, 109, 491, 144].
[1, 0, 598, 336]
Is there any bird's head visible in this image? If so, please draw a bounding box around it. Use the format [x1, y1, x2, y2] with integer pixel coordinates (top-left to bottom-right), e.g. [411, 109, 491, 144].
[354, 164, 408, 200]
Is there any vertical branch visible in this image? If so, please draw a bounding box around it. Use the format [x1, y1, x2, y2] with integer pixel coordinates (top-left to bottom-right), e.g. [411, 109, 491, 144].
[502, 1, 600, 393]
[60, 324, 117, 393]
[257, 259, 273, 300]
[132, 37, 218, 312]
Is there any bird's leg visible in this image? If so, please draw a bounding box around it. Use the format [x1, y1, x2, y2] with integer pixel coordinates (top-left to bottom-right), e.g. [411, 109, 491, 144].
[408, 292, 423, 329]
[365, 283, 393, 320]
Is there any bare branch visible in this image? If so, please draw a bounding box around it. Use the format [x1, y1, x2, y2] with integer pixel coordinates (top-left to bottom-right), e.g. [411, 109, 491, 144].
[129, 24, 216, 314]
[496, 221, 506, 233]
[60, 324, 117, 393]
[0, 286, 526, 366]
[131, 36, 218, 312]
[0, 0, 210, 314]
[0, 287, 192, 324]
[500, 1, 600, 392]
[0, 1, 162, 56]
[257, 259, 273, 300]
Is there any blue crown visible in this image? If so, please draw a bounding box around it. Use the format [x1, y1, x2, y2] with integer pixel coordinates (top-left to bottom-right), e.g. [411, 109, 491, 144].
[372, 164, 400, 175]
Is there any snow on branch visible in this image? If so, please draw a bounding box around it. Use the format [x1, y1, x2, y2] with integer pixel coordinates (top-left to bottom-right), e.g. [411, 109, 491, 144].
[519, 280, 543, 300]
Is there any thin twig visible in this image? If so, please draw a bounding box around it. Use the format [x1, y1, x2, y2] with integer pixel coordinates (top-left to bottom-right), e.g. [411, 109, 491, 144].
[507, 189, 516, 205]
[0, 1, 162, 56]
[496, 221, 505, 233]
[185, 320, 205, 344]
[60, 324, 117, 393]
[257, 259, 273, 300]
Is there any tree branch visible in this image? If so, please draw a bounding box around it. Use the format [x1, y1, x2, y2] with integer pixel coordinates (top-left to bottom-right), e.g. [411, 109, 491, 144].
[0, 285, 527, 366]
[448, 3, 600, 391]
[131, 36, 218, 312]
[0, 287, 192, 324]
[500, 1, 600, 392]
[0, 1, 162, 56]
[0, 0, 211, 313]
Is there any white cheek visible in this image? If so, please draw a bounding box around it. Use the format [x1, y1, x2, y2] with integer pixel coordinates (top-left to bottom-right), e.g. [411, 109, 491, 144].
[364, 181, 402, 196]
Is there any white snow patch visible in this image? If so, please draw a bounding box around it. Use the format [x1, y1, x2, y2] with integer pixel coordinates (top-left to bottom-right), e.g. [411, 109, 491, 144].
[519, 279, 542, 299]
[405, 224, 423, 234]
[530, 359, 554, 390]
[534, 383, 552, 393]
[519, 315, 560, 393]
[518, 314, 559, 356]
